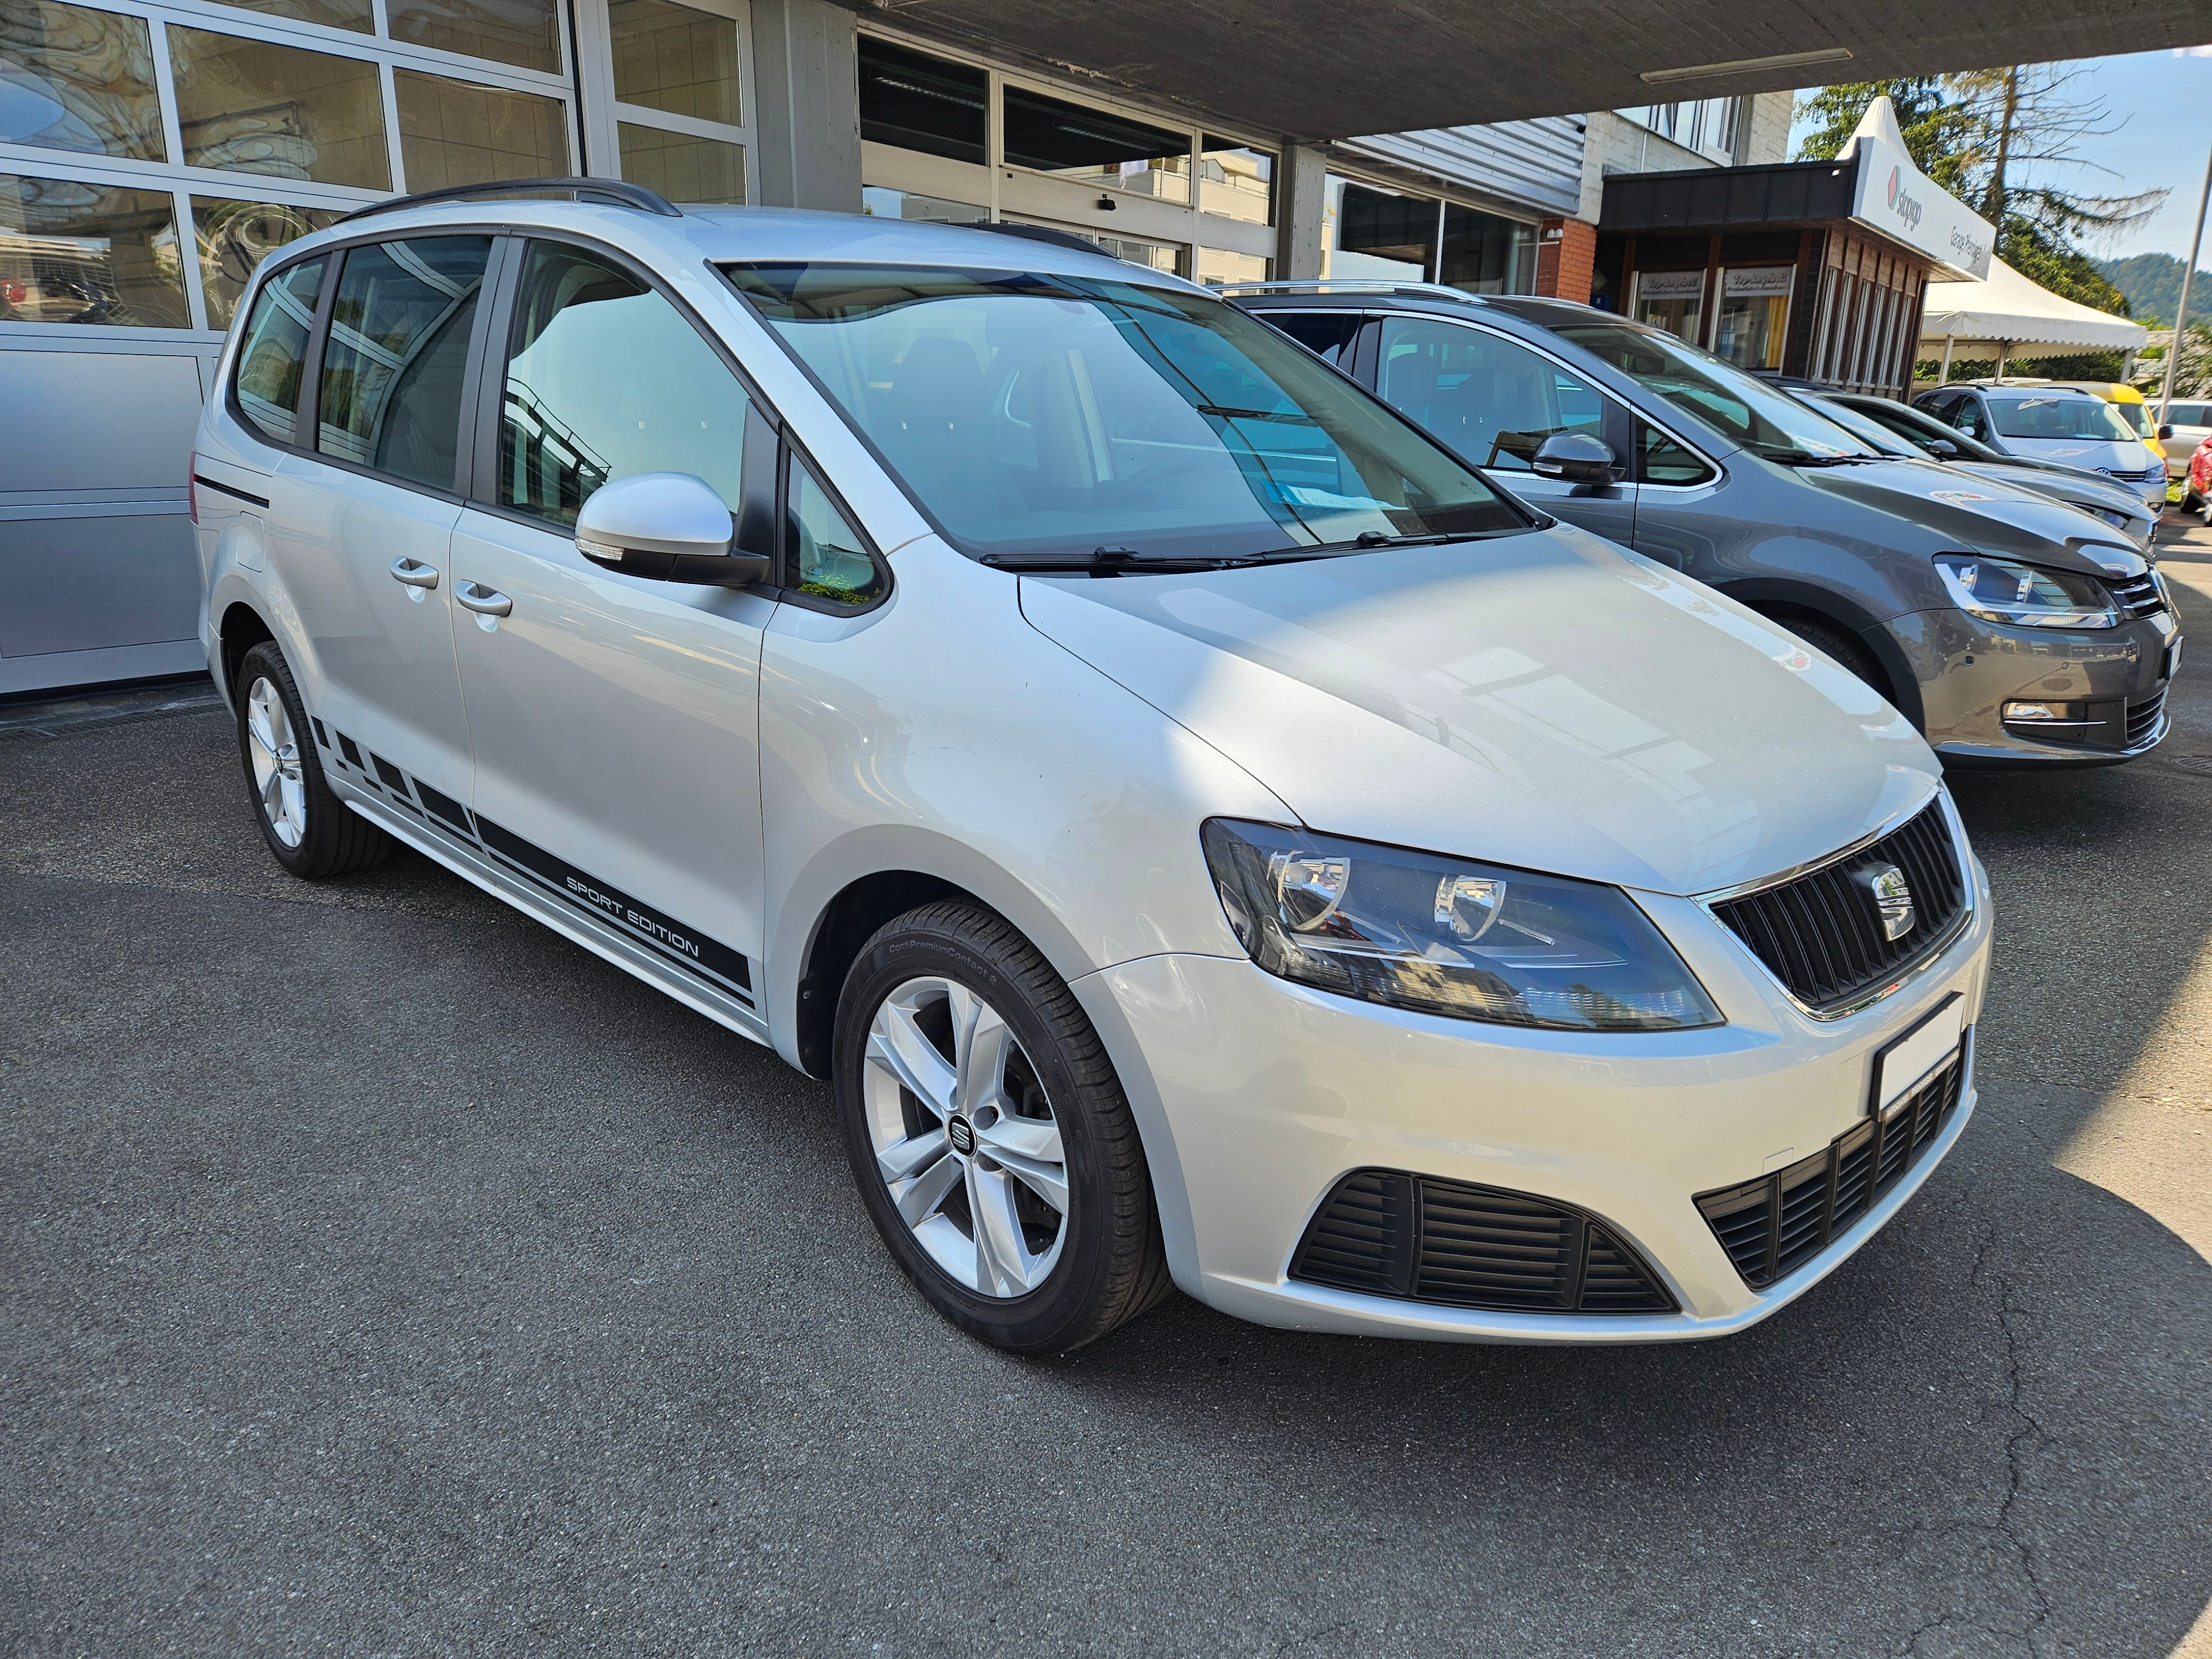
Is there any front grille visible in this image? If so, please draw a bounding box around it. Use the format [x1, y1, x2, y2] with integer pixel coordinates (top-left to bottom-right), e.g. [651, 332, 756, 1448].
[2127, 687, 2167, 747]
[1695, 1048, 1966, 1288]
[2099, 463, 2164, 486]
[1709, 800, 1966, 1014]
[1291, 1170, 1675, 1314]
[2107, 571, 2165, 620]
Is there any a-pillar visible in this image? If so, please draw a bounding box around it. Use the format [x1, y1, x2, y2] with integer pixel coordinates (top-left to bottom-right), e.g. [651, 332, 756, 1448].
[1535, 217, 1597, 302]
[750, 0, 862, 212]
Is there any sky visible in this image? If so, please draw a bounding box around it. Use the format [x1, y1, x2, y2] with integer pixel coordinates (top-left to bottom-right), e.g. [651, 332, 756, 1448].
[1786, 48, 2212, 265]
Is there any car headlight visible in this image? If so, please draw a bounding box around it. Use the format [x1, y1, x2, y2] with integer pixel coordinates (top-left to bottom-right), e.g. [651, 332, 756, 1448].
[1934, 553, 2120, 629]
[1200, 820, 1723, 1032]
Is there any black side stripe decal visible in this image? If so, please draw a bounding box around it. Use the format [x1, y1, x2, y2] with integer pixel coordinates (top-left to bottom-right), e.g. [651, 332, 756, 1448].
[194, 473, 270, 509]
[311, 717, 331, 749]
[413, 779, 472, 834]
[370, 753, 411, 797]
[473, 815, 754, 998]
[338, 733, 366, 769]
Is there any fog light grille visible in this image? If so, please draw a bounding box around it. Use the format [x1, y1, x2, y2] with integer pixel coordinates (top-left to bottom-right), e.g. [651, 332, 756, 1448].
[1291, 1171, 1675, 1314]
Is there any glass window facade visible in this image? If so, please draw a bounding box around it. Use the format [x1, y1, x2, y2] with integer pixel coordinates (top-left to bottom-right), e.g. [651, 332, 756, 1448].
[0, 170, 185, 325]
[1324, 177, 1431, 281]
[0, 0, 167, 159]
[170, 27, 391, 190]
[857, 34, 984, 165]
[394, 68, 566, 191]
[1001, 84, 1189, 204]
[609, 0, 739, 124]
[861, 185, 986, 225]
[387, 0, 559, 74]
[1439, 203, 1533, 295]
[1199, 136, 1272, 226]
[192, 196, 341, 328]
[616, 121, 743, 204]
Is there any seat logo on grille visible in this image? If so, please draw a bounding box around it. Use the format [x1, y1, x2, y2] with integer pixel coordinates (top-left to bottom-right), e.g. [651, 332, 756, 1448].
[1863, 864, 1916, 941]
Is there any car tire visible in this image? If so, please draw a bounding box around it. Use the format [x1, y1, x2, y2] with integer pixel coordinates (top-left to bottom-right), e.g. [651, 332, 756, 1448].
[834, 901, 1172, 1354]
[1786, 616, 1887, 698]
[234, 640, 392, 880]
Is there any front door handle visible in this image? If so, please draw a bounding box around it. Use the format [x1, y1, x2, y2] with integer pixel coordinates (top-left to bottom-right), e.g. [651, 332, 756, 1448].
[389, 555, 439, 589]
[455, 580, 513, 618]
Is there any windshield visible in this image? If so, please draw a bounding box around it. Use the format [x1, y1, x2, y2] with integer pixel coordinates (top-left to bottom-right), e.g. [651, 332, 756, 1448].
[1547, 320, 1877, 462]
[1797, 394, 1917, 457]
[1987, 394, 2137, 442]
[721, 263, 1525, 561]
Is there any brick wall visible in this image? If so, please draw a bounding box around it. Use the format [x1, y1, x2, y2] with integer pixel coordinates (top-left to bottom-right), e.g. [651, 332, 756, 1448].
[1535, 218, 1598, 302]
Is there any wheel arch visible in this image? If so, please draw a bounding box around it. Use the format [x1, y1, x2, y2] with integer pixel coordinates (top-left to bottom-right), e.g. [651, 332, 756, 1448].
[1716, 578, 1926, 731]
[217, 600, 276, 709]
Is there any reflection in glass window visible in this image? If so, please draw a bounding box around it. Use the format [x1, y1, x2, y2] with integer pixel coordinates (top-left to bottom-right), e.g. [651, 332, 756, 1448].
[204, 0, 370, 32]
[1637, 420, 1714, 486]
[500, 242, 749, 525]
[1378, 317, 1604, 472]
[1713, 268, 1792, 371]
[193, 197, 340, 330]
[857, 36, 984, 165]
[1088, 231, 1186, 279]
[1439, 204, 1533, 295]
[1001, 86, 1188, 204]
[317, 237, 492, 488]
[170, 28, 390, 190]
[232, 255, 324, 441]
[394, 70, 565, 192]
[723, 263, 1522, 562]
[611, 0, 738, 124]
[1196, 247, 1269, 288]
[1199, 138, 1272, 226]
[0, 0, 166, 160]
[861, 185, 987, 225]
[787, 459, 881, 604]
[1323, 178, 1432, 282]
[0, 172, 186, 326]
[617, 122, 743, 204]
[388, 0, 558, 72]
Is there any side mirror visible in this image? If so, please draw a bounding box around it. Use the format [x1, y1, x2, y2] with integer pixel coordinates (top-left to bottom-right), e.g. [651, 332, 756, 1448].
[1530, 431, 1623, 485]
[2157, 424, 2174, 441]
[1927, 437, 1961, 459]
[575, 472, 770, 587]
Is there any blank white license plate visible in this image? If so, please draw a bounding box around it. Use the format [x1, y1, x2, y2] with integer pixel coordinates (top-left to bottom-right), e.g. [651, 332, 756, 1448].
[1872, 993, 1965, 1115]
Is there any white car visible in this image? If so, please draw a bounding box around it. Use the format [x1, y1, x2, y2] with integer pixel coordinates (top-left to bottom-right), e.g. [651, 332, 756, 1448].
[191, 181, 1992, 1354]
[1916, 383, 2168, 512]
[2159, 398, 2212, 481]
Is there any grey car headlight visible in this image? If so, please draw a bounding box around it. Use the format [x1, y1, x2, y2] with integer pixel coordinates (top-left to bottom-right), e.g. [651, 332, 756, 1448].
[1934, 552, 2120, 629]
[1201, 820, 1723, 1032]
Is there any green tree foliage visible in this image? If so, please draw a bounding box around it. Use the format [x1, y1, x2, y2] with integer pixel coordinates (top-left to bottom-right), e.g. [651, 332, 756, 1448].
[2097, 252, 2212, 327]
[1793, 69, 2162, 316]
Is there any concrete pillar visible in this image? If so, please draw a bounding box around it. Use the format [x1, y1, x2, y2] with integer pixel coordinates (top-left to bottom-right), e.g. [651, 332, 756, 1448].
[1277, 145, 1327, 280]
[750, 0, 862, 212]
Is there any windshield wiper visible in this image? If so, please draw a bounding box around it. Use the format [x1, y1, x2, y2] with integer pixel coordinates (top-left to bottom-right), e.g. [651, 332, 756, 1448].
[1756, 446, 1878, 467]
[979, 545, 1343, 577]
[1265, 529, 1473, 555]
[1193, 403, 1318, 425]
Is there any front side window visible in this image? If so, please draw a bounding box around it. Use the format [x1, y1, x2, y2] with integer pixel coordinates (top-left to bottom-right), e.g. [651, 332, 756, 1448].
[1263, 310, 1361, 365]
[317, 236, 491, 488]
[500, 241, 749, 525]
[1376, 317, 1604, 472]
[233, 255, 326, 442]
[787, 457, 883, 605]
[723, 262, 1525, 562]
[1953, 399, 1989, 441]
[1636, 420, 1715, 487]
[1986, 395, 2138, 443]
[1550, 319, 1875, 464]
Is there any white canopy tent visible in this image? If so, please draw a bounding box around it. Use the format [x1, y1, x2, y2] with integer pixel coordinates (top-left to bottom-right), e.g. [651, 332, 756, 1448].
[1919, 259, 2149, 378]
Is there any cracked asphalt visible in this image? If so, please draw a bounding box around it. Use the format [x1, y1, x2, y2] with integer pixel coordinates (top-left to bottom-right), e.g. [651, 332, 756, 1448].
[4, 521, 2211, 1658]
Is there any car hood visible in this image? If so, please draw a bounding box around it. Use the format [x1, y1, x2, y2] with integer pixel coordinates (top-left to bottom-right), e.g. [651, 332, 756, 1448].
[1947, 461, 2147, 521]
[1785, 456, 2140, 569]
[1017, 526, 1939, 897]
[1996, 435, 2155, 472]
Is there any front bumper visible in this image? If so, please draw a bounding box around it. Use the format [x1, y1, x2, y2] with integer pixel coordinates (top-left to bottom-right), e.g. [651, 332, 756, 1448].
[1074, 850, 1994, 1343]
[1892, 605, 2181, 766]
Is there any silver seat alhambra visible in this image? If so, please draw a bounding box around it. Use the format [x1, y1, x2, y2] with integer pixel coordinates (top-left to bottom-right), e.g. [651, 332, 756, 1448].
[192, 184, 1992, 1354]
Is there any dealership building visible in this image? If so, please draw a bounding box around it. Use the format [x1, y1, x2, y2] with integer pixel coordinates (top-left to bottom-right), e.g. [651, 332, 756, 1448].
[0, 0, 2203, 691]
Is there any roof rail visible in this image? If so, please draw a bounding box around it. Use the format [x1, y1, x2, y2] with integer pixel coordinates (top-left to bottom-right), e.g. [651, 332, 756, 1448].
[1214, 278, 1483, 304]
[335, 176, 681, 226]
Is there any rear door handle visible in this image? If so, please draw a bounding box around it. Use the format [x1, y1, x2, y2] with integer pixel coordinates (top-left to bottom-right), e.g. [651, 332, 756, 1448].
[389, 555, 439, 589]
[455, 580, 513, 618]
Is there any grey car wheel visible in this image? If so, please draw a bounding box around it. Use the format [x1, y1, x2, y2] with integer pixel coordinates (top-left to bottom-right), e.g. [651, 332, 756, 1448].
[232, 639, 392, 880]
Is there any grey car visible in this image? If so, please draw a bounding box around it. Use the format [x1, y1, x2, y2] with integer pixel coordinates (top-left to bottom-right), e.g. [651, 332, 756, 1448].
[1802, 388, 2159, 551]
[1232, 283, 2182, 767]
[1912, 383, 2168, 513]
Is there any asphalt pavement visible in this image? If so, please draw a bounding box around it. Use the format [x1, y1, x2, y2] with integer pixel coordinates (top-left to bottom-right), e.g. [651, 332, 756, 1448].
[5, 521, 2211, 1658]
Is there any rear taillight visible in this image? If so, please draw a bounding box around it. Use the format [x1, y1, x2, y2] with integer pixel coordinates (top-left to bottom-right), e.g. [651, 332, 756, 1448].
[188, 450, 199, 525]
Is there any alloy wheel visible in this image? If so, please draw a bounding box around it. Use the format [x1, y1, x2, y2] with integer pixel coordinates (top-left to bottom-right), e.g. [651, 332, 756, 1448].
[244, 676, 306, 848]
[862, 975, 1070, 1297]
